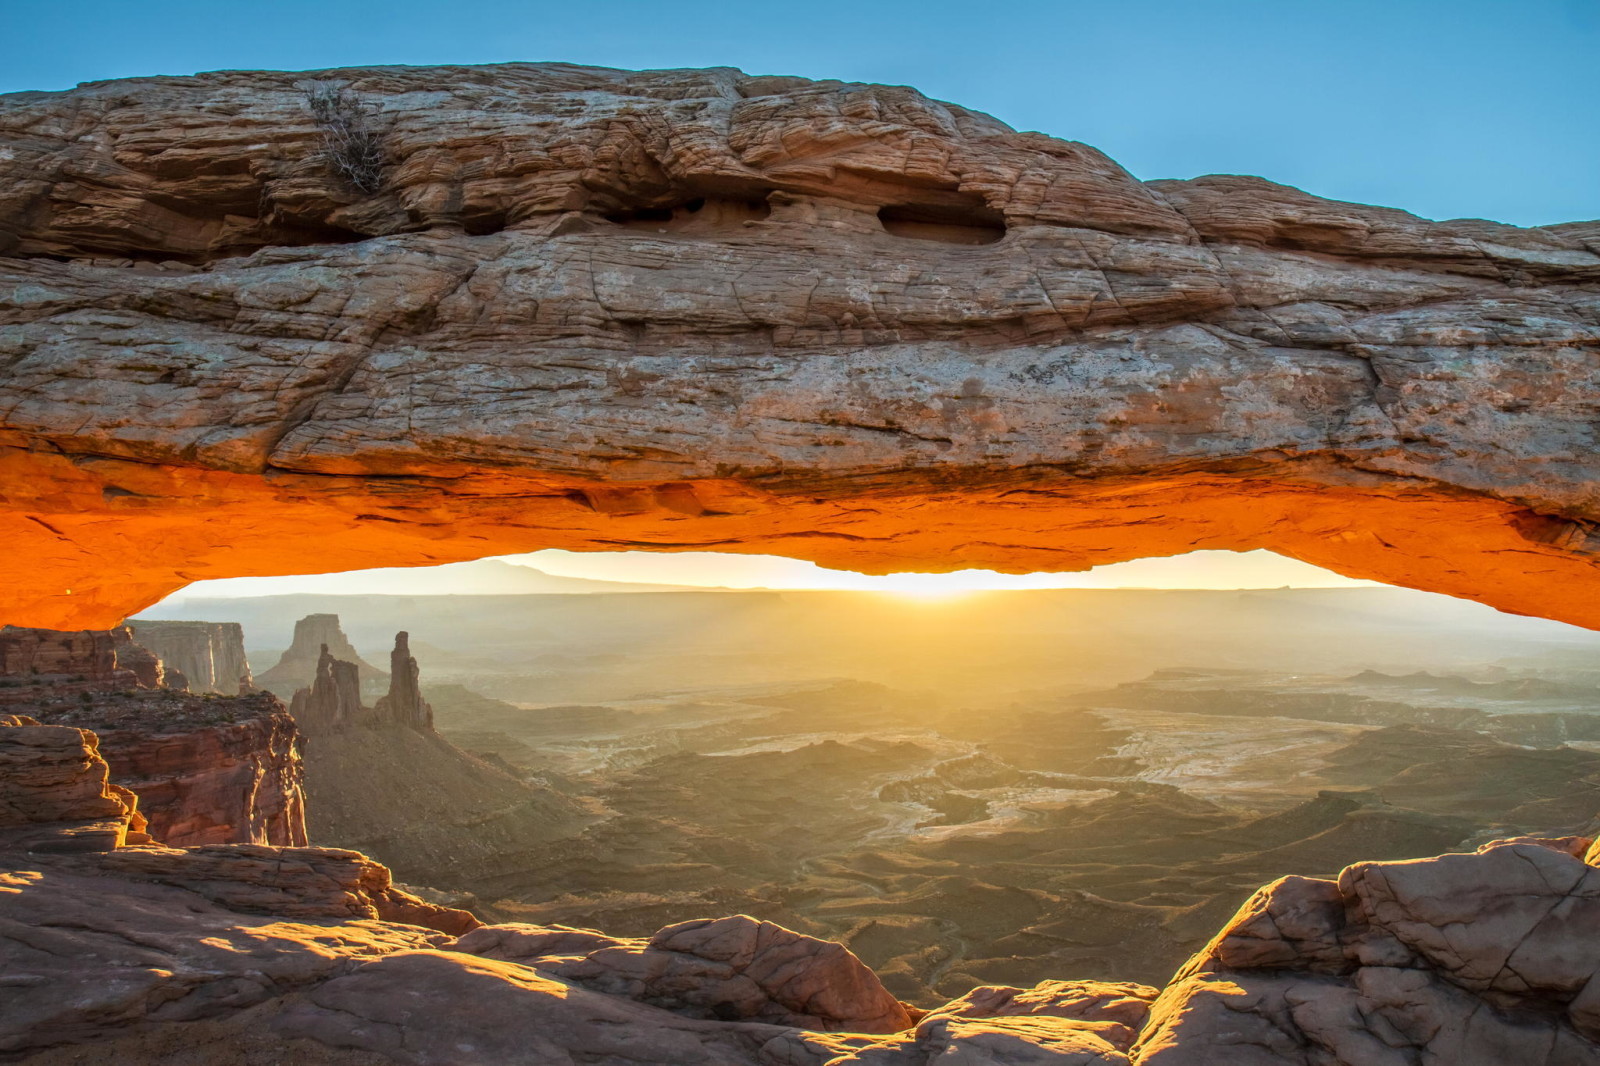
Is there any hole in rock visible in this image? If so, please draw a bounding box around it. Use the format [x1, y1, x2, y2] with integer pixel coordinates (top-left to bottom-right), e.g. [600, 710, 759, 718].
[98, 546, 1600, 1006]
[461, 210, 511, 237]
[604, 195, 772, 233]
[878, 200, 1006, 245]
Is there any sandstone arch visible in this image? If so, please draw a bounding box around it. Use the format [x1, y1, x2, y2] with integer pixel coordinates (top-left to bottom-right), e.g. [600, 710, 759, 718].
[2, 63, 1598, 629]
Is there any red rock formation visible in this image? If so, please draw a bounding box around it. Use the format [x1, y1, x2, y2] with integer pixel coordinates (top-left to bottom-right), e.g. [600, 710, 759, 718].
[1, 66, 1599, 631]
[0, 625, 160, 701]
[0, 714, 149, 851]
[110, 629, 166, 689]
[127, 619, 254, 694]
[372, 631, 432, 729]
[1, 624, 306, 848]
[30, 690, 308, 847]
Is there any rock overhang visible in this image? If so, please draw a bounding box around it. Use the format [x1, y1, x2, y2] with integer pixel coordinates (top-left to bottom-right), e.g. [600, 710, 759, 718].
[2, 62, 1599, 628]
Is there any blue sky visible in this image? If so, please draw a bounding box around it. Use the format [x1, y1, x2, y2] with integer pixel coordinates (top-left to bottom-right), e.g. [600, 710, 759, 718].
[8, 0, 1597, 227]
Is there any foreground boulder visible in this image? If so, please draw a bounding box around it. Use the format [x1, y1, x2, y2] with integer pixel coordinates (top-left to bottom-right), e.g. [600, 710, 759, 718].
[459, 914, 913, 1033]
[1134, 840, 1600, 1064]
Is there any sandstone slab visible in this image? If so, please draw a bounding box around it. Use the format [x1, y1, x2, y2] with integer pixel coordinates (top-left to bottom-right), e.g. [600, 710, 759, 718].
[0, 65, 1597, 628]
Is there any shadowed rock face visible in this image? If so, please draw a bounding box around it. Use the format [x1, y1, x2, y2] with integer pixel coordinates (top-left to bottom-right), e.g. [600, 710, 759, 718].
[127, 620, 254, 695]
[0, 626, 164, 698]
[33, 691, 308, 847]
[1, 64, 1599, 629]
[0, 624, 307, 847]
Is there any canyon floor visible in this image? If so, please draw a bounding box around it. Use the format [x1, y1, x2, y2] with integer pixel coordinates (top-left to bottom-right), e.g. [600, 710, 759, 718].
[150, 584, 1600, 1004]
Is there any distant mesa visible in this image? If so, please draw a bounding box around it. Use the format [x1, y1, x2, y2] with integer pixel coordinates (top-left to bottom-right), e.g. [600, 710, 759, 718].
[181, 559, 714, 599]
[256, 613, 386, 694]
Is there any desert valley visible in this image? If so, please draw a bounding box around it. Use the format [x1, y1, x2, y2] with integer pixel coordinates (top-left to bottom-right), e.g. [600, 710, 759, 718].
[134, 571, 1600, 1003]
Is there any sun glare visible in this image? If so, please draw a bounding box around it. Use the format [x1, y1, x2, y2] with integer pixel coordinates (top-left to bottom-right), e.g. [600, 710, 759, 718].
[868, 572, 1004, 601]
[165, 549, 1379, 602]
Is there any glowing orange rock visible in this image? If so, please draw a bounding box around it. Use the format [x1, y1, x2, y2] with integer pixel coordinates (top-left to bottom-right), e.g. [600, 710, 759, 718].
[2, 65, 1598, 628]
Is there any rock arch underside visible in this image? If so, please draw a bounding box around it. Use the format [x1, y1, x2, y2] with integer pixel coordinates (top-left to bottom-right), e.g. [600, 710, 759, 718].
[2, 62, 1599, 631]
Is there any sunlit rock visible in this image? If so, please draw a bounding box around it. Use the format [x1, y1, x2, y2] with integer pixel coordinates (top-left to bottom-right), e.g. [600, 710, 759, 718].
[2, 65, 1600, 629]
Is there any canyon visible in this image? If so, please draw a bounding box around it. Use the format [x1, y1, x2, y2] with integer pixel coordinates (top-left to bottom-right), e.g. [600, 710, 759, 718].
[286, 619, 591, 889]
[2, 59, 1600, 1065]
[7, 697, 1600, 1064]
[7, 581, 1582, 1063]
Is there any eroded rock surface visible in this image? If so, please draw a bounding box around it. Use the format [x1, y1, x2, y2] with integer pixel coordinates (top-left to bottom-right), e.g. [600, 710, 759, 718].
[31, 690, 307, 846]
[127, 619, 254, 695]
[1, 65, 1599, 629]
[462, 914, 913, 1033]
[1134, 840, 1600, 1064]
[1, 628, 308, 847]
[0, 626, 166, 703]
[0, 714, 148, 851]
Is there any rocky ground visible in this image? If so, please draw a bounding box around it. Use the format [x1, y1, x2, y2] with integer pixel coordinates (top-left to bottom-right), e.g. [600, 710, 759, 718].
[6, 710, 1600, 1064]
[421, 668, 1600, 1004]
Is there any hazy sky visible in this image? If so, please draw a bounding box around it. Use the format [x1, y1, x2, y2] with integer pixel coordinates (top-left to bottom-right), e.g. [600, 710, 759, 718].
[171, 549, 1376, 599]
[18, 2, 1594, 597]
[505, 549, 1375, 593]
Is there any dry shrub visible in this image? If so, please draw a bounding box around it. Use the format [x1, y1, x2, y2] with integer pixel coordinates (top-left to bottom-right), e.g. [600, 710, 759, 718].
[299, 80, 386, 194]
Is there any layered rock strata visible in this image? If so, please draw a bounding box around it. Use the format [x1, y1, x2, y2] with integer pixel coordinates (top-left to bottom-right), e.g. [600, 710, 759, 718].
[127, 619, 254, 695]
[1, 65, 1599, 630]
[2, 623, 308, 847]
[31, 691, 308, 847]
[0, 713, 150, 852]
[0, 625, 166, 703]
